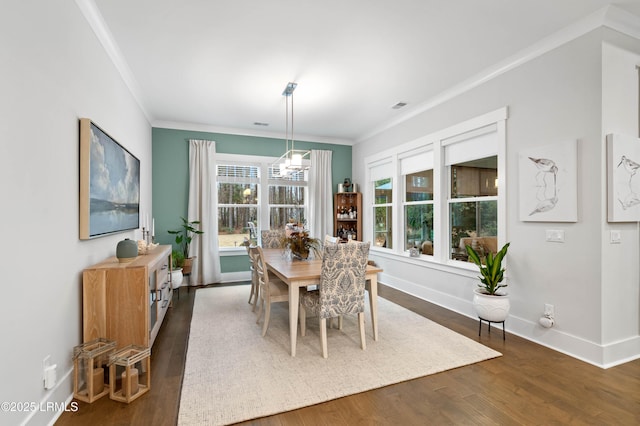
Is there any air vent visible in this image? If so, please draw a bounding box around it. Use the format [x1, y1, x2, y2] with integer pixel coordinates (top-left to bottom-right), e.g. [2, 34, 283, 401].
[392, 102, 408, 110]
[253, 122, 269, 126]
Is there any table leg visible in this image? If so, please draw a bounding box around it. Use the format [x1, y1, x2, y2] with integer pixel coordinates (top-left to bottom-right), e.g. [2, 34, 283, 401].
[289, 284, 299, 357]
[367, 276, 379, 341]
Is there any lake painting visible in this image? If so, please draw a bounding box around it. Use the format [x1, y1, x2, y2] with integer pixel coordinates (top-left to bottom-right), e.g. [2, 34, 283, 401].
[80, 119, 139, 239]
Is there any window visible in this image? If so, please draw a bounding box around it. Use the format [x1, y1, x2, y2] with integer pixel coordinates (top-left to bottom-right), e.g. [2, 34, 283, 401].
[364, 107, 506, 266]
[268, 166, 307, 229]
[404, 170, 434, 254]
[373, 178, 393, 248]
[216, 156, 308, 249]
[449, 157, 498, 261]
[401, 148, 434, 255]
[217, 164, 259, 248]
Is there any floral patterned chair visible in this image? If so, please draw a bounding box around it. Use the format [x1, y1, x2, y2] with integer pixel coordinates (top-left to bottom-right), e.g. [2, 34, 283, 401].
[251, 245, 289, 337]
[298, 241, 371, 358]
[260, 229, 285, 249]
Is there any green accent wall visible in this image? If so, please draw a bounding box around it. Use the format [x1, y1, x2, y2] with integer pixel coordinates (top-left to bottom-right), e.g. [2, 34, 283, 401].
[152, 127, 352, 274]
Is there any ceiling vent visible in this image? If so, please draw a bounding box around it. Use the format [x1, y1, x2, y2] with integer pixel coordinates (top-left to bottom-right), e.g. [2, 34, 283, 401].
[253, 122, 269, 126]
[392, 102, 408, 110]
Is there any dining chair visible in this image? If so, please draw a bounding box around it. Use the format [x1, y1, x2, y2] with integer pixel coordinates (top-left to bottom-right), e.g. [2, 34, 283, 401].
[324, 235, 339, 244]
[246, 244, 259, 311]
[260, 229, 285, 249]
[299, 241, 371, 358]
[251, 245, 289, 337]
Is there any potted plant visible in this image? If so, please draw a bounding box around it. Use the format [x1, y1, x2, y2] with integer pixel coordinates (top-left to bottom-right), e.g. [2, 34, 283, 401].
[168, 217, 204, 275]
[281, 229, 320, 260]
[465, 242, 510, 322]
[170, 249, 184, 290]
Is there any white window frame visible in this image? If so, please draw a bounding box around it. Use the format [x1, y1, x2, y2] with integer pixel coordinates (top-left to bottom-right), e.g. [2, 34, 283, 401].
[364, 107, 507, 270]
[216, 153, 309, 254]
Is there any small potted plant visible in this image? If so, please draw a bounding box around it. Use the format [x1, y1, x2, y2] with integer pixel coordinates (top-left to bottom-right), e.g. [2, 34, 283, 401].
[170, 249, 184, 290]
[168, 217, 204, 275]
[465, 242, 510, 322]
[281, 229, 320, 260]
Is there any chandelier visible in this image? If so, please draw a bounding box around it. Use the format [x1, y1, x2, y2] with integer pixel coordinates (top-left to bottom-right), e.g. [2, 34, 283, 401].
[273, 82, 310, 177]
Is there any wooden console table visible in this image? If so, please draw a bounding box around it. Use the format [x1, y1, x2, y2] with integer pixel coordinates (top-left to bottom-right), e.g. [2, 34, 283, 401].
[82, 245, 172, 349]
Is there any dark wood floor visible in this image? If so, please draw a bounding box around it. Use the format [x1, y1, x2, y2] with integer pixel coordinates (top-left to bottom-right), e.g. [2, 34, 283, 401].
[57, 283, 640, 426]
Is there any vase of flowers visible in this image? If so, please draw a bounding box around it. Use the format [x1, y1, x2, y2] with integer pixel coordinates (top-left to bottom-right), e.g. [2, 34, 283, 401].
[282, 229, 320, 260]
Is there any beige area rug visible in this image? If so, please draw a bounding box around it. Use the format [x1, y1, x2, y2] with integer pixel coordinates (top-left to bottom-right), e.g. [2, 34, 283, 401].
[178, 285, 501, 425]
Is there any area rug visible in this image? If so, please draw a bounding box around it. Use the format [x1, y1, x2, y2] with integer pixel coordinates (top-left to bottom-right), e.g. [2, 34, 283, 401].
[178, 285, 501, 425]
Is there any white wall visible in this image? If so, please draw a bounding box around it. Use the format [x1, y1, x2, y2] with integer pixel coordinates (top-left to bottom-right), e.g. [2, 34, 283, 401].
[353, 28, 640, 367]
[601, 36, 640, 364]
[0, 1, 151, 425]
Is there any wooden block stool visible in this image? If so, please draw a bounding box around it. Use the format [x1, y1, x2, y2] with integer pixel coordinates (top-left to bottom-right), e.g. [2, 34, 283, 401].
[73, 338, 116, 403]
[108, 345, 151, 403]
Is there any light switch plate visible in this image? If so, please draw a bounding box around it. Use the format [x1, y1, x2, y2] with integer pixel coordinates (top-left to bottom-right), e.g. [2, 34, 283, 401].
[546, 229, 565, 243]
[610, 230, 621, 244]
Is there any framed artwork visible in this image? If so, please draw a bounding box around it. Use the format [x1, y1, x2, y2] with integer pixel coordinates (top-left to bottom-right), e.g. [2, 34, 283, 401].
[607, 133, 640, 222]
[518, 140, 577, 222]
[79, 118, 140, 239]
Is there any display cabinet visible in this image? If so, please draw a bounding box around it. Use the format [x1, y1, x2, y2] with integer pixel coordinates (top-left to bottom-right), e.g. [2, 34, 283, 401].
[334, 192, 362, 242]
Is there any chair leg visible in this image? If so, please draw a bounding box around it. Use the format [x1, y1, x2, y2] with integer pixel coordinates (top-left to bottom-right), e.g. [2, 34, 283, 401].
[320, 317, 328, 358]
[256, 296, 263, 325]
[261, 300, 271, 337]
[358, 312, 366, 350]
[251, 282, 259, 312]
[299, 304, 306, 337]
[338, 315, 343, 330]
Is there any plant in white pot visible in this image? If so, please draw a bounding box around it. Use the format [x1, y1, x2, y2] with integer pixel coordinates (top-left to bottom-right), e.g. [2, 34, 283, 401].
[170, 249, 184, 290]
[168, 217, 203, 275]
[466, 242, 510, 322]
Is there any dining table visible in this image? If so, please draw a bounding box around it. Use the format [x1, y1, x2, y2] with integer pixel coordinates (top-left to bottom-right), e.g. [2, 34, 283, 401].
[261, 248, 384, 357]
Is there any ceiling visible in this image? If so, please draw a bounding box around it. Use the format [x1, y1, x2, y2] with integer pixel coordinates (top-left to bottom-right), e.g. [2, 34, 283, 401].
[87, 0, 640, 144]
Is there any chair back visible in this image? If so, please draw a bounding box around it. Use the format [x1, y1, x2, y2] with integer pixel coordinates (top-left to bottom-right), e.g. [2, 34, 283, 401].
[250, 245, 270, 292]
[261, 229, 285, 249]
[319, 241, 370, 319]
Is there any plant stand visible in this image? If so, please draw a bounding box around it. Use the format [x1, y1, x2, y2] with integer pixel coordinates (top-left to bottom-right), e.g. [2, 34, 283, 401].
[478, 317, 505, 340]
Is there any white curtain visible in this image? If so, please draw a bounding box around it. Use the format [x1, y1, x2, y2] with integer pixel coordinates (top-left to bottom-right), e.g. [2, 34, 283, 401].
[308, 149, 333, 239]
[188, 139, 221, 285]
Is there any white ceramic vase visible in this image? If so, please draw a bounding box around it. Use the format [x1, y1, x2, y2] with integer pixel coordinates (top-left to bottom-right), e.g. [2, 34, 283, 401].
[473, 288, 510, 322]
[171, 268, 184, 289]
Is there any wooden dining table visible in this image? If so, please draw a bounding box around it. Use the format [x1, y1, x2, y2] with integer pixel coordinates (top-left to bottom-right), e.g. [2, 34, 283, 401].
[262, 248, 384, 357]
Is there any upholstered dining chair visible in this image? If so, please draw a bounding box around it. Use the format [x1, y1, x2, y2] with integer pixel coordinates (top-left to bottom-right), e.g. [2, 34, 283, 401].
[260, 229, 285, 249]
[251, 245, 289, 337]
[299, 241, 371, 358]
[246, 244, 259, 311]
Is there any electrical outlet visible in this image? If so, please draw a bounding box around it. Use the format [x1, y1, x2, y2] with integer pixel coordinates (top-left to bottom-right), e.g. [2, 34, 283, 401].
[544, 303, 554, 317]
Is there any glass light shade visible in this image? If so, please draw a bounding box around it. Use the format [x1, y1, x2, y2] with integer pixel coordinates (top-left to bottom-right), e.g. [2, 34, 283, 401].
[291, 153, 302, 167]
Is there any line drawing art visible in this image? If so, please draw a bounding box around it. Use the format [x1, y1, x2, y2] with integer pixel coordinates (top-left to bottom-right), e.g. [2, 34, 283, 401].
[528, 157, 558, 216]
[606, 134, 640, 222]
[616, 155, 640, 210]
[519, 140, 577, 222]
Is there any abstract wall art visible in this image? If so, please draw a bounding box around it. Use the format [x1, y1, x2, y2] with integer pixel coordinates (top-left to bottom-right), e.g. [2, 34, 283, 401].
[518, 140, 577, 222]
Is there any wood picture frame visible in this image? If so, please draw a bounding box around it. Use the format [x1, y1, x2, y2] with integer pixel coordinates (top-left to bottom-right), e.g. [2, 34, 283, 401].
[79, 118, 140, 239]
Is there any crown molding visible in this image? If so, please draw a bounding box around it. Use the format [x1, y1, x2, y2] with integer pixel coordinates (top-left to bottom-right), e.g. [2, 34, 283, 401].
[357, 5, 640, 143]
[75, 0, 151, 123]
[152, 120, 355, 146]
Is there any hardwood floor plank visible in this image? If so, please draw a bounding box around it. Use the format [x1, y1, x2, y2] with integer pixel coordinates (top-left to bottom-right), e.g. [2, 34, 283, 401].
[56, 283, 640, 426]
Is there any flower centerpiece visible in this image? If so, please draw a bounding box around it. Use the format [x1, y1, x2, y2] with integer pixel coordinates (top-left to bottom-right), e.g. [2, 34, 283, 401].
[282, 228, 320, 260]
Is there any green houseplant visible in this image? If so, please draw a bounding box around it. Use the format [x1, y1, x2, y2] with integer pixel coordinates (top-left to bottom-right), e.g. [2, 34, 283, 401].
[465, 241, 509, 295]
[168, 217, 204, 275]
[465, 241, 511, 322]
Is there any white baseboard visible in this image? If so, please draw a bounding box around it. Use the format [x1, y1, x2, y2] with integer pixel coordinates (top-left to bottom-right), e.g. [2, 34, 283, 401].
[22, 367, 75, 426]
[382, 277, 640, 369]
